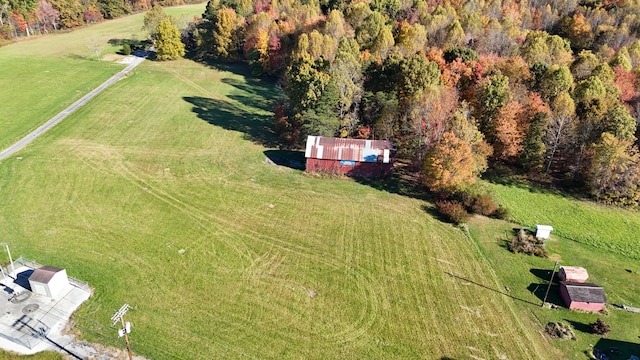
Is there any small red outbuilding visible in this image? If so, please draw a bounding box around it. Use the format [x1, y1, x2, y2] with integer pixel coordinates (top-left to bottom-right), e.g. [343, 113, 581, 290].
[558, 266, 589, 283]
[304, 136, 395, 177]
[559, 281, 606, 312]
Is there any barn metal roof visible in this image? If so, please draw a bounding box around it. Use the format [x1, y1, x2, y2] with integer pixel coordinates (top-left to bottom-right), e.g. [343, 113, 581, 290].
[561, 281, 606, 303]
[304, 136, 395, 163]
[29, 266, 64, 284]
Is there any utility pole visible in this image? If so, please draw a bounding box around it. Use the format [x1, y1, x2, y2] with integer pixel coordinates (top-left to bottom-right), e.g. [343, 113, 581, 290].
[0, 243, 15, 277]
[111, 304, 133, 360]
[542, 261, 559, 307]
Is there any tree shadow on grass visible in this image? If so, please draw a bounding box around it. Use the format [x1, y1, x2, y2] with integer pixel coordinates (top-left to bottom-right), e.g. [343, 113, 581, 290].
[354, 160, 434, 202]
[482, 163, 592, 203]
[594, 338, 640, 359]
[221, 76, 277, 112]
[184, 96, 278, 148]
[107, 38, 151, 51]
[182, 59, 282, 147]
[195, 59, 279, 105]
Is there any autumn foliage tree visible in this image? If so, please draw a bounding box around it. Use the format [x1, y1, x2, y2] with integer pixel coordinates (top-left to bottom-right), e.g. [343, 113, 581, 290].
[211, 7, 241, 60]
[142, 3, 171, 39]
[423, 131, 476, 193]
[587, 132, 640, 206]
[494, 101, 526, 161]
[155, 19, 184, 60]
[449, 109, 493, 175]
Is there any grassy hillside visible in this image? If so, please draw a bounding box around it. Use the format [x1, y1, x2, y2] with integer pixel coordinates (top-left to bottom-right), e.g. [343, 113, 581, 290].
[469, 181, 640, 358]
[0, 3, 205, 151]
[486, 181, 640, 259]
[2, 5, 638, 359]
[470, 215, 640, 359]
[0, 52, 557, 359]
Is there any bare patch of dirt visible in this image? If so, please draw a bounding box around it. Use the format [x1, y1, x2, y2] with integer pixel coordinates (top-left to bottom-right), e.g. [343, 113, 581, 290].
[548, 253, 563, 262]
[60, 321, 149, 360]
[102, 54, 124, 62]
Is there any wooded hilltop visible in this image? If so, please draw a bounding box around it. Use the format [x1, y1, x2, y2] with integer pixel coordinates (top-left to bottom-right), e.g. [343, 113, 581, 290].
[6, 0, 640, 209]
[184, 0, 640, 209]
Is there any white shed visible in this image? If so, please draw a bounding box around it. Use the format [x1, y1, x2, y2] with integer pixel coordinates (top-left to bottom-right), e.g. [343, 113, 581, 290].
[28, 266, 70, 299]
[535, 225, 553, 239]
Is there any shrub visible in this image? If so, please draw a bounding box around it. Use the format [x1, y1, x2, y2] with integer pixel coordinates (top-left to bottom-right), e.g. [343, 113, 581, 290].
[508, 229, 549, 257]
[436, 200, 470, 224]
[590, 318, 610, 335]
[545, 322, 576, 340]
[122, 44, 132, 55]
[459, 191, 476, 209]
[493, 204, 510, 220]
[471, 195, 497, 216]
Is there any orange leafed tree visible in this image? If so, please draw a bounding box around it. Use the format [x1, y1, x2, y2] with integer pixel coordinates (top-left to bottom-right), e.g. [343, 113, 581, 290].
[494, 101, 526, 160]
[613, 66, 638, 104]
[422, 131, 476, 193]
[10, 11, 27, 32]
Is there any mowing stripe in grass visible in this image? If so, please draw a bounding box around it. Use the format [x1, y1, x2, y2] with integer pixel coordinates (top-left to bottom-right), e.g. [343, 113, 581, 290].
[0, 54, 146, 160]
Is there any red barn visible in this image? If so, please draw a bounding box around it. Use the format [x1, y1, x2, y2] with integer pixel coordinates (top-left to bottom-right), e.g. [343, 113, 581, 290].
[304, 136, 395, 177]
[559, 281, 607, 312]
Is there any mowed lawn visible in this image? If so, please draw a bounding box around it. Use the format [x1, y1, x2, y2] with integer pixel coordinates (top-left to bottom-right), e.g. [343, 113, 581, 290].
[0, 50, 557, 359]
[470, 215, 640, 358]
[472, 182, 640, 358]
[487, 182, 640, 259]
[0, 3, 205, 151]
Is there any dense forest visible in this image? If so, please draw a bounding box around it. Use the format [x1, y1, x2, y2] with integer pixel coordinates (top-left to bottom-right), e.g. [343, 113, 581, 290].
[185, 0, 640, 208]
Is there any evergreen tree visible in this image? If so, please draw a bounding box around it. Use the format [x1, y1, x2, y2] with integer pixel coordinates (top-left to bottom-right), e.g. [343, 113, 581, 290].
[520, 112, 548, 171]
[539, 65, 573, 100]
[604, 105, 636, 142]
[476, 74, 510, 143]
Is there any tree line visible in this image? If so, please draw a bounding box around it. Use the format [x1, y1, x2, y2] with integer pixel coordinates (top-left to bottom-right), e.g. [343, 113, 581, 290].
[184, 0, 640, 207]
[0, 0, 197, 40]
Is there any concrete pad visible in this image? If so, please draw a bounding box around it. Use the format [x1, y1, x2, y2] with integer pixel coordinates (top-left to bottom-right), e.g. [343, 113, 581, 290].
[0, 266, 90, 355]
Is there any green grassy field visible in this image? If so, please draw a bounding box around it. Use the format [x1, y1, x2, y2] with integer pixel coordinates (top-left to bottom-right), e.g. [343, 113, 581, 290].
[0, 56, 559, 359]
[1, 6, 639, 359]
[0, 3, 205, 151]
[0, 13, 560, 358]
[486, 181, 640, 259]
[471, 182, 640, 359]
